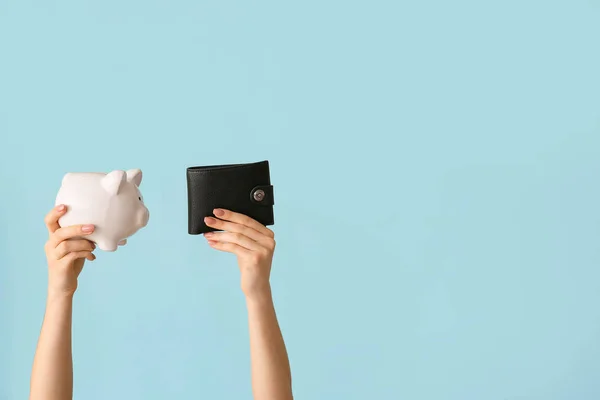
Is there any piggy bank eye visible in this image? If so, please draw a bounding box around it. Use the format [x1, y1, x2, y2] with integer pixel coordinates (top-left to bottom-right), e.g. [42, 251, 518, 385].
[138, 196, 142, 201]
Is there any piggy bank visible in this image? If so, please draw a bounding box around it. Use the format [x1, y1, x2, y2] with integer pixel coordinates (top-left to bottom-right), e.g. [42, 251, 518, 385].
[55, 169, 150, 252]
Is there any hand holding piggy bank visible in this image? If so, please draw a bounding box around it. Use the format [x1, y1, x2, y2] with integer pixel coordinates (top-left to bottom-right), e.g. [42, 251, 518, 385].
[55, 169, 150, 252]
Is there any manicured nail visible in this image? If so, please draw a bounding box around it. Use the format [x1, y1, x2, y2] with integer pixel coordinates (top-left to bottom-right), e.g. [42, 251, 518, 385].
[205, 217, 216, 225]
[214, 209, 225, 217]
[56, 205, 65, 212]
[82, 224, 94, 233]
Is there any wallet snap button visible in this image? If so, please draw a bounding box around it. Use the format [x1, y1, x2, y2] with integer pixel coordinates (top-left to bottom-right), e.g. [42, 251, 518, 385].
[253, 189, 265, 202]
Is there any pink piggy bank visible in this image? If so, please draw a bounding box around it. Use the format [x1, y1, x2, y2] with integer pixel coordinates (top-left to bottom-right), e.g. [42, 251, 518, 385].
[55, 169, 150, 251]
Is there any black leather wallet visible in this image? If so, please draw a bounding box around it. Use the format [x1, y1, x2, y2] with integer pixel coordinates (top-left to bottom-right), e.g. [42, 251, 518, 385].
[186, 160, 275, 235]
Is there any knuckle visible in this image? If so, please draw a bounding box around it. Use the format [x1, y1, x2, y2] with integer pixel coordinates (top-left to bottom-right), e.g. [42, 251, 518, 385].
[53, 227, 64, 239]
[56, 241, 68, 253]
[258, 247, 270, 257]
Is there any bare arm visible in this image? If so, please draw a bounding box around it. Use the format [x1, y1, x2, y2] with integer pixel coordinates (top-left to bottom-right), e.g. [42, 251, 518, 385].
[30, 205, 96, 400]
[246, 289, 293, 400]
[30, 293, 75, 400]
[205, 209, 293, 400]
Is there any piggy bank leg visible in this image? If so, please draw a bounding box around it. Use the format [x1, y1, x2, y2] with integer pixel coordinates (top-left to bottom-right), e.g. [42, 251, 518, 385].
[118, 239, 127, 246]
[96, 240, 119, 252]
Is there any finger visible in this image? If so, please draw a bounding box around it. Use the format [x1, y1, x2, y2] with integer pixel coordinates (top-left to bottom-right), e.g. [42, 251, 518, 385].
[54, 239, 96, 260]
[45, 204, 67, 234]
[204, 216, 264, 243]
[64, 251, 95, 263]
[50, 224, 95, 247]
[205, 212, 274, 243]
[213, 209, 274, 238]
[207, 239, 250, 256]
[204, 231, 261, 251]
[205, 216, 276, 251]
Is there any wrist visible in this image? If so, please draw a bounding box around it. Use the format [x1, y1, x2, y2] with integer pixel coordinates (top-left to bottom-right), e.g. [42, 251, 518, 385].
[244, 285, 273, 305]
[47, 289, 75, 304]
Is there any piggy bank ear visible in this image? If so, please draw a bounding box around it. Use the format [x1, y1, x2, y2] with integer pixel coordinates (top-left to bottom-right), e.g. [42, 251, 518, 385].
[126, 169, 143, 187]
[101, 170, 127, 195]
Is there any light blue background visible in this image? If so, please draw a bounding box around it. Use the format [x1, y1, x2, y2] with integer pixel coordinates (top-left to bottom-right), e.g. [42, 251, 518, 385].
[1, 0, 600, 399]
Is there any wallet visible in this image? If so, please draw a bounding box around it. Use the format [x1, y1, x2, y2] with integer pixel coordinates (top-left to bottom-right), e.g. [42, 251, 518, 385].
[186, 160, 275, 235]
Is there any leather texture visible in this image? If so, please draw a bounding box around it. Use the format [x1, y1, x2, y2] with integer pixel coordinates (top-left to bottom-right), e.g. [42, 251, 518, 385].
[186, 160, 275, 234]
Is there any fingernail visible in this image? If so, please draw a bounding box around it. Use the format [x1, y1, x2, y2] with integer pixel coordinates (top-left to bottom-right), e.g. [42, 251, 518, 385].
[214, 209, 225, 217]
[204, 232, 214, 238]
[82, 224, 94, 233]
[207, 240, 217, 246]
[205, 217, 216, 225]
[56, 205, 65, 212]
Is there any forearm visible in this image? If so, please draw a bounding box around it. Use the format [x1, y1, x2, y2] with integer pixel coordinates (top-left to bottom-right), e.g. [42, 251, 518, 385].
[246, 287, 293, 400]
[30, 293, 75, 400]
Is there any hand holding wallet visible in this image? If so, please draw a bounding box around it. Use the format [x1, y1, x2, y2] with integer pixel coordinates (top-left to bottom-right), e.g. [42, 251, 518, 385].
[186, 160, 275, 235]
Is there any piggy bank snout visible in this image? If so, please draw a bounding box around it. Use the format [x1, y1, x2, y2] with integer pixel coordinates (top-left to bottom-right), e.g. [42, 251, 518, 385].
[137, 205, 149, 227]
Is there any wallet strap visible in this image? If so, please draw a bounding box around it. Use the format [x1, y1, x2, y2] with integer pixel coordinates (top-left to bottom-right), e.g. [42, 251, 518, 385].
[250, 185, 274, 206]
